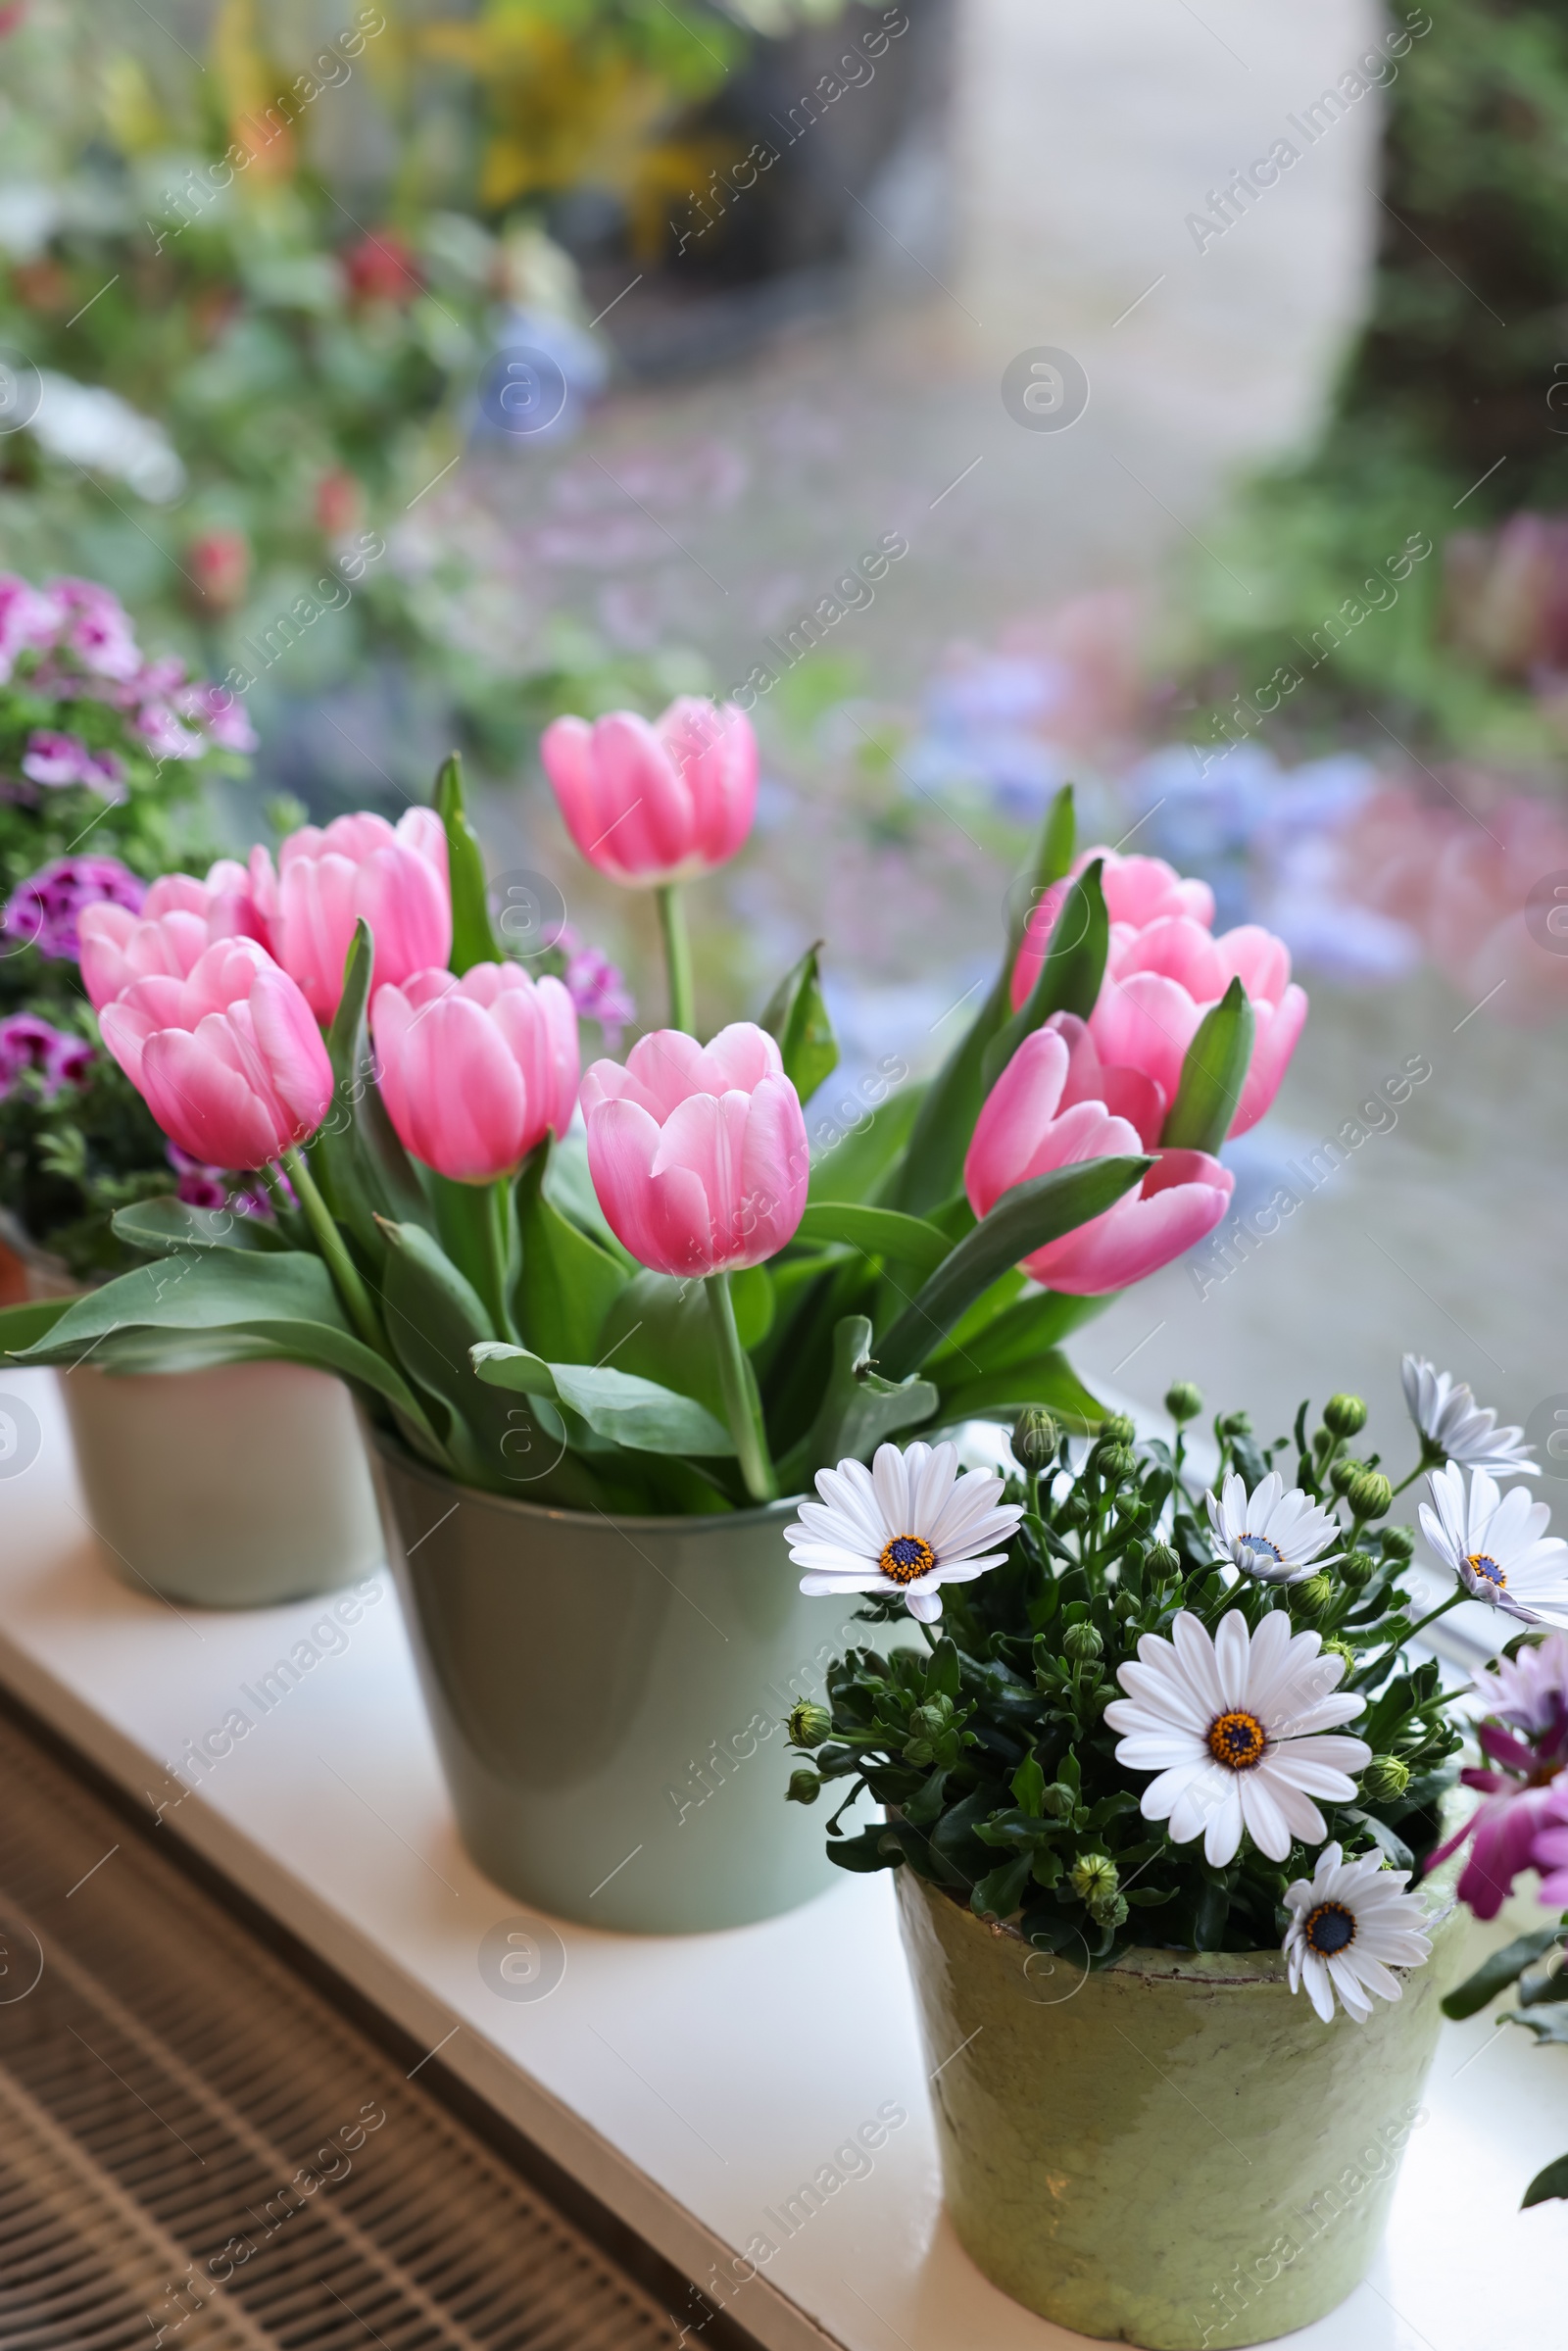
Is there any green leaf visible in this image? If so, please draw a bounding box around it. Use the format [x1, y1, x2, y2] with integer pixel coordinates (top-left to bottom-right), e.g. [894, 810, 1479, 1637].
[435, 751, 503, 973]
[313, 917, 431, 1254]
[515, 1142, 628, 1363]
[895, 787, 1076, 1215]
[979, 857, 1109, 1093]
[112, 1197, 289, 1255]
[936, 1351, 1107, 1435]
[808, 1077, 925, 1203]
[973, 1854, 1032, 1921]
[776, 1313, 939, 1489]
[1442, 1926, 1563, 2020]
[1522, 2152, 1568, 2208]
[926, 1288, 1107, 1375]
[1160, 977, 1255, 1151]
[377, 1217, 497, 1460]
[1012, 1754, 1046, 1816]
[1342, 1808, 1413, 1874]
[877, 1158, 1150, 1380]
[0, 1297, 74, 1354]
[542, 1129, 637, 1267]
[471, 1345, 735, 1455]
[760, 942, 839, 1102]
[596, 1268, 770, 1424]
[793, 1201, 950, 1281]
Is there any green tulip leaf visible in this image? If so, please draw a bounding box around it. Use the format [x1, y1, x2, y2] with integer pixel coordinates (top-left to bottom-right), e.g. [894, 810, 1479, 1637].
[1159, 976, 1255, 1152]
[807, 1076, 926, 1204]
[978, 857, 1109, 1094]
[793, 1201, 951, 1281]
[760, 941, 839, 1103]
[313, 916, 431, 1253]
[471, 1343, 735, 1456]
[435, 749, 504, 973]
[0, 1297, 74, 1354]
[775, 1313, 940, 1489]
[112, 1196, 290, 1256]
[515, 1142, 629, 1363]
[934, 1350, 1107, 1436]
[877, 1156, 1149, 1381]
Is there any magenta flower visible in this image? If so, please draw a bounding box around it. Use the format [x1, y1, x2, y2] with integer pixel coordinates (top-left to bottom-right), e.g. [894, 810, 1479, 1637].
[22, 729, 124, 795]
[1429, 1634, 1568, 1920]
[371, 962, 580, 1184]
[560, 926, 635, 1051]
[134, 702, 207, 761]
[78, 861, 265, 1009]
[51, 577, 142, 682]
[963, 1015, 1234, 1296]
[172, 681, 258, 754]
[0, 1012, 94, 1099]
[251, 809, 451, 1022]
[0, 574, 61, 682]
[3, 855, 146, 962]
[579, 1024, 808, 1276]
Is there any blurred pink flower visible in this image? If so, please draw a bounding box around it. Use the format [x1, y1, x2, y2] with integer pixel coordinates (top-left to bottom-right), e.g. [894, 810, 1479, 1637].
[251, 808, 451, 1022]
[78, 860, 266, 1010]
[559, 926, 635, 1051]
[1011, 849, 1215, 1010]
[1428, 1635, 1568, 1920]
[371, 962, 579, 1183]
[0, 574, 60, 681]
[580, 1023, 808, 1276]
[51, 578, 141, 681]
[0, 1012, 93, 1099]
[22, 729, 123, 794]
[540, 698, 758, 887]
[3, 855, 145, 962]
[99, 939, 331, 1169]
[963, 1018, 1233, 1296]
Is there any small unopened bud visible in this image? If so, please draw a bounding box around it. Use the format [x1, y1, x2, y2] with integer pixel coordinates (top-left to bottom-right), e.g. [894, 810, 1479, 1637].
[1298, 1572, 1336, 1615]
[1164, 1380, 1203, 1424]
[1040, 1780, 1077, 1820]
[1321, 1636, 1356, 1670]
[1364, 1754, 1410, 1801]
[1323, 1393, 1368, 1439]
[1062, 1621, 1104, 1663]
[1069, 1851, 1119, 1906]
[1348, 1470, 1393, 1522]
[1380, 1524, 1415, 1560]
[1218, 1410, 1250, 1438]
[1012, 1405, 1060, 1475]
[1097, 1444, 1138, 1484]
[1099, 1414, 1137, 1446]
[786, 1769, 821, 1805]
[1330, 1456, 1364, 1496]
[1340, 1549, 1376, 1589]
[1146, 1541, 1181, 1576]
[787, 1700, 832, 1748]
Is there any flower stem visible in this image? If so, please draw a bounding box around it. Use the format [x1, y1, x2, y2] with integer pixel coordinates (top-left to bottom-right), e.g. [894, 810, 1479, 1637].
[1401, 1587, 1467, 1647]
[478, 1177, 519, 1343]
[656, 881, 696, 1034]
[281, 1146, 384, 1352]
[705, 1272, 777, 1505]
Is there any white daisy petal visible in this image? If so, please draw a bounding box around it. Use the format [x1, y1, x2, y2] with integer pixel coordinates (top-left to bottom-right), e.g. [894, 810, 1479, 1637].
[787, 1441, 1023, 1622]
[1204, 1466, 1344, 1584]
[1281, 1839, 1433, 2023]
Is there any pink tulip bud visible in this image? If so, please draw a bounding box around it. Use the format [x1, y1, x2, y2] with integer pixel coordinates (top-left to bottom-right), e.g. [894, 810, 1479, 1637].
[249, 808, 450, 1022]
[98, 939, 333, 1171]
[1012, 849, 1305, 1139]
[540, 698, 758, 887]
[964, 1022, 1233, 1296]
[370, 961, 579, 1184]
[580, 1023, 808, 1276]
[78, 858, 266, 1010]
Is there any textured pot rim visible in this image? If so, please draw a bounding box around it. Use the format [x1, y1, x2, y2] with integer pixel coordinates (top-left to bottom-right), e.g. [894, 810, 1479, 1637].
[903, 1837, 1460, 1985]
[368, 1419, 809, 1534]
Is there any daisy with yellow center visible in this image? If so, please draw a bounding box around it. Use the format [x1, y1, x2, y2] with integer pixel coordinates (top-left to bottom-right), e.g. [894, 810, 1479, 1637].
[1283, 1842, 1433, 2023]
[1420, 1461, 1568, 1632]
[786, 1440, 1023, 1624]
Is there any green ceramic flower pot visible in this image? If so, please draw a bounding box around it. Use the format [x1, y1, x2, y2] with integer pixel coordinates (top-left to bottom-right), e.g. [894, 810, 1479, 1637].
[372, 1436, 852, 1935]
[896, 1866, 1464, 2349]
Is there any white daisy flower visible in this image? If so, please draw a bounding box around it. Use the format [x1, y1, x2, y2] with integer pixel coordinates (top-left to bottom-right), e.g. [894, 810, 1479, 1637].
[1402, 1354, 1537, 1477]
[1418, 1461, 1568, 1631]
[785, 1440, 1023, 1623]
[1103, 1609, 1370, 1865]
[1283, 1841, 1433, 2024]
[1205, 1468, 1345, 1586]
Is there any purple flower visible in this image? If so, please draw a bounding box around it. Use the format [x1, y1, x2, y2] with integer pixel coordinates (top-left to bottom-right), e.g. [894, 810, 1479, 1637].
[172, 680, 258, 754]
[21, 729, 125, 795]
[166, 1143, 280, 1221]
[2, 856, 146, 961]
[134, 702, 206, 761]
[0, 574, 61, 683]
[1430, 1633, 1568, 1920]
[51, 577, 142, 682]
[560, 926, 634, 1051]
[0, 1012, 94, 1099]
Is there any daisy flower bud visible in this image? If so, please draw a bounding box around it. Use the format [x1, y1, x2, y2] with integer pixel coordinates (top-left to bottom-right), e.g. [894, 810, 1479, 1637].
[786, 1769, 822, 1806]
[1364, 1754, 1411, 1801]
[1340, 1550, 1376, 1588]
[1041, 1780, 1077, 1819]
[1164, 1379, 1203, 1424]
[1348, 1469, 1394, 1522]
[1063, 1621, 1104, 1662]
[1097, 1444, 1138, 1484]
[786, 1701, 832, 1749]
[1298, 1572, 1337, 1615]
[1099, 1414, 1137, 1446]
[1330, 1456, 1364, 1496]
[1146, 1541, 1181, 1576]
[1011, 1405, 1060, 1474]
[1069, 1852, 1119, 1906]
[1323, 1393, 1368, 1439]
[1380, 1524, 1415, 1560]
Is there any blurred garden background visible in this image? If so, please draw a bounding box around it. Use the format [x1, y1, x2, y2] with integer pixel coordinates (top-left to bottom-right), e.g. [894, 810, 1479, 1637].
[2, 0, 1565, 1455]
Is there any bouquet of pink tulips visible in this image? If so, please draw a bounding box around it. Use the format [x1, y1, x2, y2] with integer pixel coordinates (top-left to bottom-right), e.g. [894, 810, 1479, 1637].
[0, 694, 1307, 1514]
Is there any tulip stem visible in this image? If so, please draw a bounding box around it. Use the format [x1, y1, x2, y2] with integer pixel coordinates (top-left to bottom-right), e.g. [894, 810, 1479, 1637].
[479, 1178, 519, 1344]
[281, 1147, 384, 1352]
[705, 1273, 777, 1505]
[656, 883, 696, 1035]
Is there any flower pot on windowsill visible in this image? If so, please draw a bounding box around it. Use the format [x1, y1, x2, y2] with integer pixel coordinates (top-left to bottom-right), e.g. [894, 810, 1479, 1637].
[894, 1865, 1464, 2351]
[369, 1430, 846, 1935]
[9, 1224, 382, 1612]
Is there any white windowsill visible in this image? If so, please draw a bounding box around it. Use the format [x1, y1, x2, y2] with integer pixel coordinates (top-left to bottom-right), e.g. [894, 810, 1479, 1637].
[0, 1366, 1563, 2351]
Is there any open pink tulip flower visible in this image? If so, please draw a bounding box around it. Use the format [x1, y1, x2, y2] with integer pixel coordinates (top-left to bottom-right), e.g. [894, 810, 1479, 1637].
[540, 698, 758, 887]
[78, 858, 265, 1010]
[579, 1023, 808, 1277]
[371, 962, 579, 1184]
[98, 939, 332, 1170]
[250, 808, 451, 1022]
[1010, 848, 1305, 1140]
[964, 1019, 1234, 1295]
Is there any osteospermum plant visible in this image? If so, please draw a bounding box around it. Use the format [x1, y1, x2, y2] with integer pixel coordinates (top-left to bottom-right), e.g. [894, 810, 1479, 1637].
[785, 1377, 1503, 2014]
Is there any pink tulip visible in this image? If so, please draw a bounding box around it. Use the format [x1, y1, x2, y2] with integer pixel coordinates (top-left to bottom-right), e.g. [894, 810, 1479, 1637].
[99, 939, 333, 1170]
[579, 1023, 807, 1276]
[370, 962, 579, 1184]
[1010, 848, 1304, 1138]
[78, 858, 265, 1010]
[540, 698, 758, 887]
[964, 1021, 1233, 1296]
[250, 808, 450, 1022]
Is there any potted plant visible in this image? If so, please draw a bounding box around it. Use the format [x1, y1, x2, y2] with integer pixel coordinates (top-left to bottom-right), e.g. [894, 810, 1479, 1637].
[778, 1359, 1567, 2345]
[0, 568, 385, 1608]
[2, 694, 1306, 1932]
